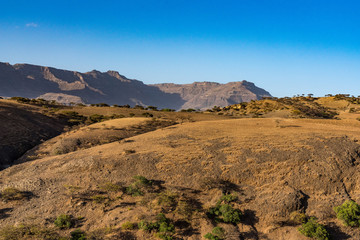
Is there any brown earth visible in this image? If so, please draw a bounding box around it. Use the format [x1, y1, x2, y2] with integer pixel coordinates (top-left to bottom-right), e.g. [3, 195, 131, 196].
[1, 116, 360, 239]
[0, 99, 231, 167]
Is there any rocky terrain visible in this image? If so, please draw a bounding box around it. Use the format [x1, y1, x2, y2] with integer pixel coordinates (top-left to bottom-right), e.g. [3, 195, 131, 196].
[0, 62, 270, 110]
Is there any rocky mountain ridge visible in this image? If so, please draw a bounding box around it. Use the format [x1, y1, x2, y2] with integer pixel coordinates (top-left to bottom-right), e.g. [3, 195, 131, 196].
[0, 62, 271, 110]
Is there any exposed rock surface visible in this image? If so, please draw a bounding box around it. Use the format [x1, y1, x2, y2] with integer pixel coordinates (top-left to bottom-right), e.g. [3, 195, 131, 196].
[152, 81, 272, 110]
[0, 62, 271, 110]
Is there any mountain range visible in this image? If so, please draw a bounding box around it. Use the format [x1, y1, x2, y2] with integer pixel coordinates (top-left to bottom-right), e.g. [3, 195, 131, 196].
[0, 62, 271, 110]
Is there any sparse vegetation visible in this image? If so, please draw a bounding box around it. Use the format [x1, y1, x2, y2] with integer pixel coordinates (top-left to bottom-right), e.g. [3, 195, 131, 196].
[1, 187, 28, 202]
[218, 194, 238, 204]
[70, 229, 86, 240]
[204, 226, 225, 240]
[207, 203, 242, 224]
[91, 195, 110, 204]
[121, 221, 135, 230]
[175, 197, 195, 220]
[54, 214, 75, 229]
[99, 182, 122, 192]
[157, 191, 178, 210]
[298, 217, 330, 240]
[289, 211, 307, 225]
[334, 200, 360, 227]
[126, 175, 153, 196]
[138, 213, 175, 240]
[0, 224, 61, 240]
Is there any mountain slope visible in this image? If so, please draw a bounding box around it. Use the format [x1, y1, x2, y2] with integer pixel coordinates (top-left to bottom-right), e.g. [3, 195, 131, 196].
[152, 81, 272, 110]
[0, 62, 270, 110]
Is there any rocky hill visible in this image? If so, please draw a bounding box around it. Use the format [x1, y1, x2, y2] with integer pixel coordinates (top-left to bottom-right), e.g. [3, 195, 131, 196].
[0, 62, 270, 110]
[152, 81, 271, 110]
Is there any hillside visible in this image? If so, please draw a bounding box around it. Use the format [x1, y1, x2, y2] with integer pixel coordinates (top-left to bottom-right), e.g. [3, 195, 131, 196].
[0, 98, 232, 168]
[0, 100, 67, 169]
[2, 96, 360, 239]
[2, 117, 360, 239]
[0, 62, 270, 110]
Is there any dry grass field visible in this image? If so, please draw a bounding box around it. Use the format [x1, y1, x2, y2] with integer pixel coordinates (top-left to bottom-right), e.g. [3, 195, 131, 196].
[1, 97, 360, 239]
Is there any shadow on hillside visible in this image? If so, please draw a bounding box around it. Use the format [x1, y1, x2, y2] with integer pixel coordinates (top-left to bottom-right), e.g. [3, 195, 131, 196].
[0, 104, 65, 168]
[0, 208, 13, 219]
[326, 223, 351, 240]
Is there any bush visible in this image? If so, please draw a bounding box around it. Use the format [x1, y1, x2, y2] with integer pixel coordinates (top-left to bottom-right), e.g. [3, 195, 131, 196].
[87, 114, 106, 123]
[218, 194, 238, 204]
[204, 226, 225, 240]
[334, 200, 360, 227]
[54, 214, 74, 229]
[1, 187, 28, 202]
[207, 204, 242, 224]
[70, 229, 86, 240]
[60, 111, 87, 125]
[126, 175, 153, 196]
[121, 221, 135, 230]
[138, 213, 175, 239]
[157, 191, 178, 209]
[289, 211, 307, 225]
[298, 218, 330, 240]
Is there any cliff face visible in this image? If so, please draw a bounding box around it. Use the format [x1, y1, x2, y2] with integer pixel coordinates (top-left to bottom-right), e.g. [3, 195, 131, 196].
[152, 81, 272, 110]
[0, 62, 271, 110]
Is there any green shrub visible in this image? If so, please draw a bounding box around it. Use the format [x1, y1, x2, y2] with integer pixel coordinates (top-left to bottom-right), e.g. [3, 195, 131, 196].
[70, 229, 86, 240]
[204, 226, 225, 240]
[126, 186, 144, 196]
[218, 194, 238, 204]
[207, 204, 242, 224]
[54, 214, 74, 229]
[138, 220, 155, 231]
[126, 175, 153, 196]
[60, 111, 87, 125]
[1, 187, 27, 202]
[298, 218, 330, 240]
[334, 200, 360, 227]
[138, 213, 175, 239]
[133, 175, 152, 186]
[121, 221, 135, 230]
[99, 182, 122, 192]
[87, 114, 106, 123]
[157, 191, 178, 209]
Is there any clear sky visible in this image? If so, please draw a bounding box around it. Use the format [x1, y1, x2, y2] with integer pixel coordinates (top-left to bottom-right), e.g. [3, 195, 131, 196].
[1, 0, 359, 97]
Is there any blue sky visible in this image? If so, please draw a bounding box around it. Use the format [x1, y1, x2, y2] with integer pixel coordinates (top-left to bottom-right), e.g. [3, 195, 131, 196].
[1, 0, 359, 97]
